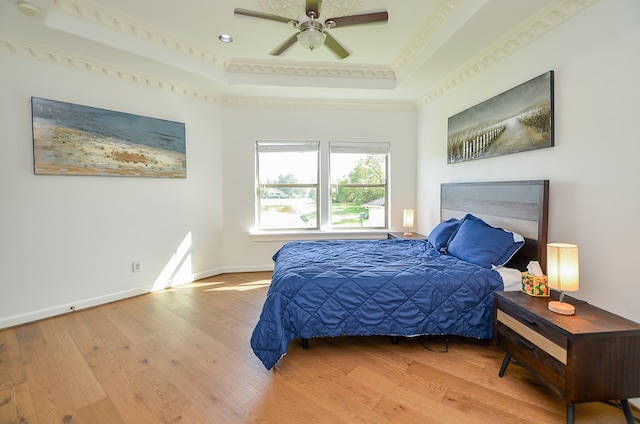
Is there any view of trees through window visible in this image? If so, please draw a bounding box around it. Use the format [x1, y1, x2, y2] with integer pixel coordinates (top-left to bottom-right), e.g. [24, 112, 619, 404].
[257, 142, 318, 230]
[256, 141, 388, 230]
[331, 153, 387, 228]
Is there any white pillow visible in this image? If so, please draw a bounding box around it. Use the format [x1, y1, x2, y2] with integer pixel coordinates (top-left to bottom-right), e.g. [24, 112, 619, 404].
[493, 266, 522, 291]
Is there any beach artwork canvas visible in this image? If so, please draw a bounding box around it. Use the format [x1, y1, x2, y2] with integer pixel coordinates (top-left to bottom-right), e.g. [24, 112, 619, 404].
[32, 97, 186, 178]
[447, 71, 554, 164]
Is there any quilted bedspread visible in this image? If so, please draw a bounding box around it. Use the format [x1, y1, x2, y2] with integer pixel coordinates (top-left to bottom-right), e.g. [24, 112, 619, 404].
[251, 239, 504, 369]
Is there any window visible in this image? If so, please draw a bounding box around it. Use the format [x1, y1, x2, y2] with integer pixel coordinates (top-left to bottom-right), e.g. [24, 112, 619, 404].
[256, 141, 319, 230]
[330, 142, 389, 229]
[255, 140, 389, 231]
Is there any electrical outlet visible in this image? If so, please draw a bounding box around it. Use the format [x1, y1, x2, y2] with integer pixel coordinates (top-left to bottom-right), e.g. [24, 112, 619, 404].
[132, 261, 142, 273]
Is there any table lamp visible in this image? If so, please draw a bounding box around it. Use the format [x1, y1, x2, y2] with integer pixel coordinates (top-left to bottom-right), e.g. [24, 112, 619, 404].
[547, 243, 579, 315]
[403, 209, 414, 237]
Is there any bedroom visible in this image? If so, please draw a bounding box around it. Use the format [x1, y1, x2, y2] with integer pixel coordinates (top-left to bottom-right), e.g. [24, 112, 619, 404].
[1, 0, 639, 422]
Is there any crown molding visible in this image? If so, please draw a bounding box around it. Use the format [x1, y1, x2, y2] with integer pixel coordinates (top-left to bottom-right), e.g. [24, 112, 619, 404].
[3, 0, 601, 109]
[53, 0, 228, 70]
[0, 34, 220, 104]
[419, 0, 600, 105]
[221, 95, 416, 113]
[0, 34, 412, 110]
[225, 59, 395, 87]
[391, 0, 462, 75]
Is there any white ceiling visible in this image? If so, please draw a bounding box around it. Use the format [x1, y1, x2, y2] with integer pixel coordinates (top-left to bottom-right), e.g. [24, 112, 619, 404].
[0, 0, 598, 104]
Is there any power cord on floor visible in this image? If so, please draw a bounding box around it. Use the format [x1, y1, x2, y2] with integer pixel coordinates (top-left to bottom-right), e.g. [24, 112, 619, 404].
[417, 336, 449, 353]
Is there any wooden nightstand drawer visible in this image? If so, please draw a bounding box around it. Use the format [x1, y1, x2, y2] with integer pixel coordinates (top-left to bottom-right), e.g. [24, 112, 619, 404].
[496, 309, 567, 364]
[494, 290, 640, 424]
[496, 297, 568, 349]
[496, 309, 567, 365]
[496, 313, 566, 393]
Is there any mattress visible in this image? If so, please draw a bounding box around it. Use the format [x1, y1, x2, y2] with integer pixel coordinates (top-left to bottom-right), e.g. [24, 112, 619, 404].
[251, 239, 505, 369]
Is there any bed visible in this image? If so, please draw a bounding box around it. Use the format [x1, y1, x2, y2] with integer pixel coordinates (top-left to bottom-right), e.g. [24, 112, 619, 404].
[251, 180, 549, 370]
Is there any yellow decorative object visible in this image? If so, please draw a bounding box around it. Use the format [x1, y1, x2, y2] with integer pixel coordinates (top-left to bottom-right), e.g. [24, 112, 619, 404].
[522, 272, 549, 297]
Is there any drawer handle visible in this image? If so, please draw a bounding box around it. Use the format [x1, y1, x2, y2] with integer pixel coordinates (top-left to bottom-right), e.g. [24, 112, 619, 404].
[517, 338, 536, 350]
[522, 318, 537, 326]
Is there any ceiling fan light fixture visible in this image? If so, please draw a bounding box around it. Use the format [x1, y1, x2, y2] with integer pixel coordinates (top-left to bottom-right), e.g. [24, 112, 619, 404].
[297, 28, 326, 50]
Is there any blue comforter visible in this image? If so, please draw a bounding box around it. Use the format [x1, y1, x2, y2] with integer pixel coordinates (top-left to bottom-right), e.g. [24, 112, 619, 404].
[251, 239, 504, 369]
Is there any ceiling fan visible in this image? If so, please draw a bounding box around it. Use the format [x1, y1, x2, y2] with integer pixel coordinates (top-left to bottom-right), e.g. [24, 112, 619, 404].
[234, 0, 388, 59]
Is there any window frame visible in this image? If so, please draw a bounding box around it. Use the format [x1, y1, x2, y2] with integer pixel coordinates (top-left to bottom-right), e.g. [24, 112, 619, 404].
[254, 140, 390, 234]
[328, 141, 390, 230]
[255, 140, 320, 231]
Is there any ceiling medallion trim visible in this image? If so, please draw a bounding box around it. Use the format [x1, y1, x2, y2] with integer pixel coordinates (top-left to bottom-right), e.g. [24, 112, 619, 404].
[392, 0, 462, 74]
[0, 34, 219, 103]
[226, 59, 395, 80]
[420, 0, 600, 104]
[54, 0, 227, 68]
[258, 0, 364, 19]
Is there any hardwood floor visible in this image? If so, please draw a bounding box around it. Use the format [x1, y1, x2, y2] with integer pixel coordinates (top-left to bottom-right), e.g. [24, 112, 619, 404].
[0, 272, 635, 423]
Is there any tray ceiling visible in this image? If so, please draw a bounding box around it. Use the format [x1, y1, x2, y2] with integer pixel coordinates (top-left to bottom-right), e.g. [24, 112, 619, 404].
[0, 0, 598, 104]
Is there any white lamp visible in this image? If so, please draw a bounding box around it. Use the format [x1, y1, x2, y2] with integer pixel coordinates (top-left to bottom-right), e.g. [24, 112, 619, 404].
[547, 243, 579, 315]
[403, 209, 414, 237]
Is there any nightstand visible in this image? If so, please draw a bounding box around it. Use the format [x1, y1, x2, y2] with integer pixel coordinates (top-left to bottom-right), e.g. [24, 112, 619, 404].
[387, 232, 427, 240]
[494, 290, 640, 424]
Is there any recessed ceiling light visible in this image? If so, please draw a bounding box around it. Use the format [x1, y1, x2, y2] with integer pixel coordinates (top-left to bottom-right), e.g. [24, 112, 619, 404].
[17, 1, 41, 17]
[218, 34, 233, 43]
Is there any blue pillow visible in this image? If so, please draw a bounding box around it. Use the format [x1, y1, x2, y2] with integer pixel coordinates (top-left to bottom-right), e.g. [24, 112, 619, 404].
[427, 218, 460, 252]
[446, 214, 524, 268]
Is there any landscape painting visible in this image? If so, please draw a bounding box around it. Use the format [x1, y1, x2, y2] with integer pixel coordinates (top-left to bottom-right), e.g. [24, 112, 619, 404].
[32, 97, 186, 178]
[447, 71, 554, 163]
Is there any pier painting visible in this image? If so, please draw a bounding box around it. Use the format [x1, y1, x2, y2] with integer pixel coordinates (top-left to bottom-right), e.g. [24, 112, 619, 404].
[32, 97, 186, 178]
[447, 71, 554, 164]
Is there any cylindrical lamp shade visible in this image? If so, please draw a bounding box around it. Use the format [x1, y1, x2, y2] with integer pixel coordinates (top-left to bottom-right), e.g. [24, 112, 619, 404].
[403, 209, 414, 228]
[547, 243, 579, 292]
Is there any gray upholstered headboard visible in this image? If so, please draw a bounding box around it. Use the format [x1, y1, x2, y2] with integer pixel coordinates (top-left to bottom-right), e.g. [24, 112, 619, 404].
[440, 180, 549, 272]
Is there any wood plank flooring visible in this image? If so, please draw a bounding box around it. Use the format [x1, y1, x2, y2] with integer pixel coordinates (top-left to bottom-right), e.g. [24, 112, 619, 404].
[0, 272, 635, 423]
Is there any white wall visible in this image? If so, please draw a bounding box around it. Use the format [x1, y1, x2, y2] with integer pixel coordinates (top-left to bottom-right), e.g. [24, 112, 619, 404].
[0, 54, 224, 328]
[221, 103, 417, 270]
[2, 0, 638, 365]
[417, 0, 640, 323]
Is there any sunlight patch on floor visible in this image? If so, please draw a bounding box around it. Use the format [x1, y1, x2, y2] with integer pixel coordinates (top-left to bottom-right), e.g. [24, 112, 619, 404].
[204, 280, 271, 292]
[158, 279, 271, 292]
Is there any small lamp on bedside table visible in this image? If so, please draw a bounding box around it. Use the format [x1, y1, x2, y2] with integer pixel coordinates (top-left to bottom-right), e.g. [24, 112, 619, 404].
[547, 243, 580, 315]
[403, 209, 414, 237]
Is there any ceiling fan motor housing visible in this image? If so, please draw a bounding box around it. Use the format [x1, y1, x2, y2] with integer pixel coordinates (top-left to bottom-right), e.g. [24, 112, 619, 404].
[297, 15, 327, 50]
[234, 2, 388, 59]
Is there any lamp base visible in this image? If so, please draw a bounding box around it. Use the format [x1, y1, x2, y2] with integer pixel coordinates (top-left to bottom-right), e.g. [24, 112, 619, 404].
[548, 300, 575, 315]
[403, 232, 413, 237]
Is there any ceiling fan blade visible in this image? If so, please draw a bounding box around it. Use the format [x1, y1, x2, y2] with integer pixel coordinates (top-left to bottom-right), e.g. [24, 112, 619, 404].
[234, 8, 292, 24]
[324, 33, 349, 59]
[306, 0, 322, 17]
[269, 33, 299, 56]
[327, 11, 388, 28]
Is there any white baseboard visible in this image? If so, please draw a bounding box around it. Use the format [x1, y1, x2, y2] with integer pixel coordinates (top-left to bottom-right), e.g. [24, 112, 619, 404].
[218, 264, 274, 274]
[0, 286, 150, 329]
[0, 265, 275, 329]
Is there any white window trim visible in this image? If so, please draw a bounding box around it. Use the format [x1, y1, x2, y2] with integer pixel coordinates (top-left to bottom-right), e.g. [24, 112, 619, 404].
[253, 140, 390, 237]
[249, 230, 389, 242]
